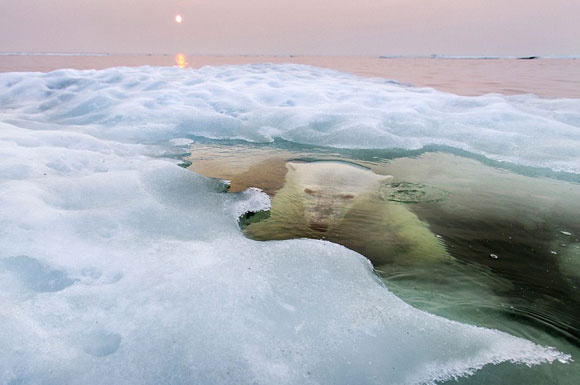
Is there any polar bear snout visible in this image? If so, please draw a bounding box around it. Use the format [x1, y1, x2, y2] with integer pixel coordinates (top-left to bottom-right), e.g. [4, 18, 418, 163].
[303, 188, 356, 232]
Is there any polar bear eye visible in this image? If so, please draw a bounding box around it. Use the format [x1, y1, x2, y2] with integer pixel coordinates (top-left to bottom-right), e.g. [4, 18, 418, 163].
[339, 194, 355, 200]
[304, 188, 316, 195]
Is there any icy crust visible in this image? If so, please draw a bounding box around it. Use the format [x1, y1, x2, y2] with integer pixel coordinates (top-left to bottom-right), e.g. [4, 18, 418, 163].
[229, 187, 271, 220]
[0, 64, 579, 174]
[0, 120, 571, 384]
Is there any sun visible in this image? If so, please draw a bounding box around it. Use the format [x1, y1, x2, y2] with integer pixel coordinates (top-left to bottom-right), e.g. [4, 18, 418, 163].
[175, 15, 183, 24]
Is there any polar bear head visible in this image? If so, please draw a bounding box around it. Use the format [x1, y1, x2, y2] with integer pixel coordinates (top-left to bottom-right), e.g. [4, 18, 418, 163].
[286, 161, 392, 232]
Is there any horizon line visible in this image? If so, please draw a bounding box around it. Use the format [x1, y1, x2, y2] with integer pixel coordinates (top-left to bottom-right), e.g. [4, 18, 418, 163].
[1, 51, 579, 60]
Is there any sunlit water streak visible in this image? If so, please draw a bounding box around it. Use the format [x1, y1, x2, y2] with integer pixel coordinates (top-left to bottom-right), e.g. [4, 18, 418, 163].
[174, 53, 188, 68]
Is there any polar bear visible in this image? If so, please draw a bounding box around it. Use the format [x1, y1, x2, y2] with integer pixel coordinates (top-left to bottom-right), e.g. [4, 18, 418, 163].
[244, 161, 450, 265]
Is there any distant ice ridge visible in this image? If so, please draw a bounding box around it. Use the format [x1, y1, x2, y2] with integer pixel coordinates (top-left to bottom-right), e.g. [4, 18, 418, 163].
[0, 64, 579, 174]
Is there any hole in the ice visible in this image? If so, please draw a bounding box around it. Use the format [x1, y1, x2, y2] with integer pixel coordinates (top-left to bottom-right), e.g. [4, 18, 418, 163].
[178, 160, 192, 168]
[1, 255, 76, 292]
[238, 210, 271, 230]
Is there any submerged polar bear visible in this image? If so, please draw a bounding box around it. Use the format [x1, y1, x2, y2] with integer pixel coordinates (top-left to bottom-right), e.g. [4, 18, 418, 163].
[244, 161, 450, 265]
[289, 161, 392, 232]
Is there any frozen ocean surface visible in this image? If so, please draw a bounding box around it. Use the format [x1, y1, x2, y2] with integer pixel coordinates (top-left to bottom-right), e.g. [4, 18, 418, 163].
[1, 64, 579, 173]
[0, 64, 577, 384]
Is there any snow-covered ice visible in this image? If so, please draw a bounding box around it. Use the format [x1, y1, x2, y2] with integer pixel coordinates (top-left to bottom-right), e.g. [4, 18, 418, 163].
[1, 64, 579, 173]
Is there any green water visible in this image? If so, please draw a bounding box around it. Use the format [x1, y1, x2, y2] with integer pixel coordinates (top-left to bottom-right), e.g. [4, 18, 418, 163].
[188, 142, 580, 384]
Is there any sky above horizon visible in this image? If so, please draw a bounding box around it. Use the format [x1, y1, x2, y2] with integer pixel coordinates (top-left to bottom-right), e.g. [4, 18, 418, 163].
[0, 0, 578, 56]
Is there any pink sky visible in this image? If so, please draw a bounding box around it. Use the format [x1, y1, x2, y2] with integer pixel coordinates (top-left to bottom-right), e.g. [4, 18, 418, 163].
[0, 0, 578, 55]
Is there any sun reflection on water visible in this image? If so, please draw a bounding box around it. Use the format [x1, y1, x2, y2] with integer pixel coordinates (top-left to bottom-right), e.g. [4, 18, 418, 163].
[175, 53, 188, 68]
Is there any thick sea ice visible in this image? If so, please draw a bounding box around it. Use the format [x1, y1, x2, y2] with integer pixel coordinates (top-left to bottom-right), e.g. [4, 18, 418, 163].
[0, 65, 575, 384]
